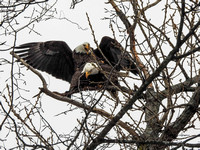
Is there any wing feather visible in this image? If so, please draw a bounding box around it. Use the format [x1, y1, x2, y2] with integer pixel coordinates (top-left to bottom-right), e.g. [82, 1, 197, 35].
[15, 41, 75, 82]
[94, 36, 139, 75]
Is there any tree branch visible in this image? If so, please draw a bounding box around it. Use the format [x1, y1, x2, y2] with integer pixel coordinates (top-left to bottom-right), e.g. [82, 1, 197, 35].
[102, 138, 200, 148]
[154, 75, 200, 102]
[173, 46, 200, 60]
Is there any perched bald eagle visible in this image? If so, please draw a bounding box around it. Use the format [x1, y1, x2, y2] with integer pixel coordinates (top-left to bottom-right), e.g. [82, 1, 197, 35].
[68, 62, 119, 99]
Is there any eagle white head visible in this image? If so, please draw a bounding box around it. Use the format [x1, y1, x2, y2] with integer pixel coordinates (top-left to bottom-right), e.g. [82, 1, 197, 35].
[82, 62, 99, 78]
[74, 42, 91, 54]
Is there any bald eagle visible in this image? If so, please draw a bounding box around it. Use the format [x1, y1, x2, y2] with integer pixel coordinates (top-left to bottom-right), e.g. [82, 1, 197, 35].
[15, 41, 92, 82]
[68, 62, 119, 99]
[14, 36, 139, 87]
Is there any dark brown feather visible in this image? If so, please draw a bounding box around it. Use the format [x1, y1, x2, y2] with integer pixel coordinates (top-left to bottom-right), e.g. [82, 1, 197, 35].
[72, 52, 94, 70]
[15, 41, 75, 82]
[93, 36, 139, 75]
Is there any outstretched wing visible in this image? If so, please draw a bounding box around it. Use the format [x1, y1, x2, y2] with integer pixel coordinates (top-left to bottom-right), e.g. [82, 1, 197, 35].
[15, 41, 75, 82]
[94, 36, 139, 75]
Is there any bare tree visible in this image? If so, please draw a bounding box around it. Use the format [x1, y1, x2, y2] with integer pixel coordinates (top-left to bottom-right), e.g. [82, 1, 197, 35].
[1, 0, 200, 150]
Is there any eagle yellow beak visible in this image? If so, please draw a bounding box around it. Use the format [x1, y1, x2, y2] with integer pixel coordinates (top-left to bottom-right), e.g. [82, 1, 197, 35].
[85, 43, 90, 50]
[85, 71, 90, 79]
[85, 44, 90, 54]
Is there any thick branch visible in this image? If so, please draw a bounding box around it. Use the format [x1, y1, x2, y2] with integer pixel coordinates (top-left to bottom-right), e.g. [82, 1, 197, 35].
[160, 82, 200, 142]
[154, 75, 200, 102]
[173, 46, 200, 60]
[102, 138, 200, 148]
